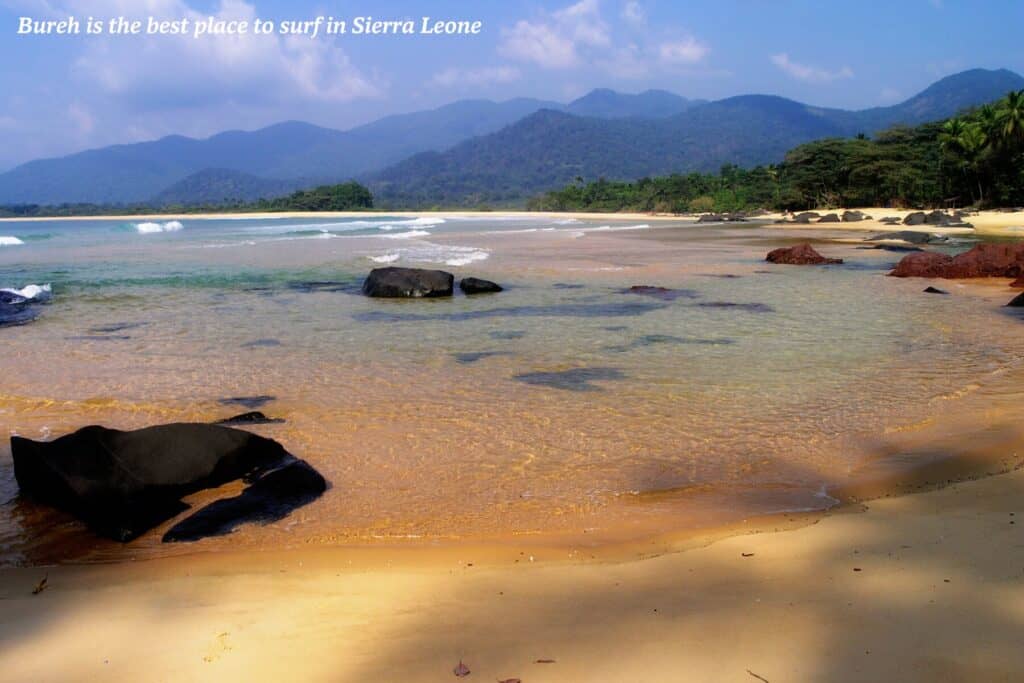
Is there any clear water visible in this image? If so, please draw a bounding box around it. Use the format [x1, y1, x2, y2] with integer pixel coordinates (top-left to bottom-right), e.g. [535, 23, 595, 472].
[1, 215, 1022, 565]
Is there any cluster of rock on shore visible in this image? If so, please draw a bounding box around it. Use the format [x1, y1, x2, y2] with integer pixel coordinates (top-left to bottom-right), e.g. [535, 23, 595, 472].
[773, 209, 975, 228]
[765, 216, 1024, 306]
[362, 266, 502, 297]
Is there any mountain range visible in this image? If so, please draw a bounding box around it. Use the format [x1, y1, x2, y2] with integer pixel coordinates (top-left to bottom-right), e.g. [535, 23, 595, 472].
[1, 68, 1021, 207]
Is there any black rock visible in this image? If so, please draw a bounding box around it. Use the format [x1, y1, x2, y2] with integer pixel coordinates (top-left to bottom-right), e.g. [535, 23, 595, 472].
[817, 213, 841, 223]
[214, 411, 285, 426]
[903, 212, 927, 226]
[879, 216, 902, 225]
[459, 277, 503, 295]
[11, 423, 325, 542]
[220, 395, 275, 409]
[163, 460, 325, 542]
[869, 231, 947, 245]
[362, 267, 454, 298]
[873, 244, 924, 252]
[841, 210, 869, 222]
[923, 286, 948, 294]
[1007, 292, 1024, 307]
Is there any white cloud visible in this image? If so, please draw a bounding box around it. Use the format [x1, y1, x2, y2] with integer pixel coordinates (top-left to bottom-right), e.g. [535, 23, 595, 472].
[58, 0, 380, 105]
[621, 1, 646, 26]
[67, 102, 94, 134]
[430, 66, 522, 88]
[658, 37, 709, 65]
[770, 53, 853, 83]
[498, 0, 609, 69]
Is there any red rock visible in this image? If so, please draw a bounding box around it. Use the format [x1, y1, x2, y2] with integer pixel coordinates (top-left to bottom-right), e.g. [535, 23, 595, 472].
[1011, 274, 1024, 287]
[765, 243, 843, 265]
[890, 243, 1024, 279]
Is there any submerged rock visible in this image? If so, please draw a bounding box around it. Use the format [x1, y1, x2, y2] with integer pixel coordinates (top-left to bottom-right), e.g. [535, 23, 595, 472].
[765, 243, 843, 265]
[11, 423, 326, 542]
[459, 277, 503, 295]
[0, 283, 51, 328]
[213, 411, 285, 426]
[923, 286, 948, 294]
[362, 267, 454, 298]
[869, 231, 948, 245]
[623, 285, 698, 301]
[890, 243, 1024, 279]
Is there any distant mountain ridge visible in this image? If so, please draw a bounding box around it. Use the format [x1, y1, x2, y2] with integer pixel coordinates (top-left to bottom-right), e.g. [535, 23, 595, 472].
[1, 68, 1021, 206]
[371, 69, 1024, 206]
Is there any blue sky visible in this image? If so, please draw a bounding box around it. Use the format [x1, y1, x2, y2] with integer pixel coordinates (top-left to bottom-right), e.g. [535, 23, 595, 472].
[1, 0, 1022, 170]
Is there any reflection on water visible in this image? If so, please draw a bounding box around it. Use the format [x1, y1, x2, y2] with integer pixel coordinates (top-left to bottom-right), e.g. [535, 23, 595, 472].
[1, 215, 1023, 565]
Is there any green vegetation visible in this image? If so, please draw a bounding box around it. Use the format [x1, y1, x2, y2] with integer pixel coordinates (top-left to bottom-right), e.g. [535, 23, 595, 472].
[530, 90, 1024, 213]
[0, 181, 374, 218]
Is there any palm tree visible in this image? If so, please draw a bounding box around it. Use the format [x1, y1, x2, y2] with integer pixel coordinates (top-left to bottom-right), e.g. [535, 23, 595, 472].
[998, 90, 1024, 145]
[958, 123, 989, 203]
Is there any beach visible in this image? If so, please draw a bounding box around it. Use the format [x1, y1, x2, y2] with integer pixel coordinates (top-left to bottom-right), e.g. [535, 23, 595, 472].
[1, 464, 1022, 682]
[2, 211, 1024, 679]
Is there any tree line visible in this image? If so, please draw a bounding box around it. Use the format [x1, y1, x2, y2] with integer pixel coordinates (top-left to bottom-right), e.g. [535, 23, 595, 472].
[0, 181, 374, 218]
[529, 90, 1024, 213]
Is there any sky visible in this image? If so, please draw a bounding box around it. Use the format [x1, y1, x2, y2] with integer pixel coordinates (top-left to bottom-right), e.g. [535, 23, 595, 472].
[0, 0, 1022, 170]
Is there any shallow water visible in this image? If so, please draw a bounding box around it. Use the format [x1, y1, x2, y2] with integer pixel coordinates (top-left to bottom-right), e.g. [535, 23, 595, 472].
[1, 215, 1023, 565]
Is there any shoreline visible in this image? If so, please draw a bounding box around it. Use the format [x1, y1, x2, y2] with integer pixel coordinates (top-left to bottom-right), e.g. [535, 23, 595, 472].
[2, 456, 1022, 681]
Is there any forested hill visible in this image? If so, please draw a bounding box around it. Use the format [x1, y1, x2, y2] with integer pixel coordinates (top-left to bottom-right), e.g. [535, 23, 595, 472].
[370, 69, 1024, 207]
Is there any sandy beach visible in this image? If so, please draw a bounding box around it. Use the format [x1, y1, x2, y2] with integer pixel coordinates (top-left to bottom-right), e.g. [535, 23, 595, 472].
[1, 462, 1021, 682]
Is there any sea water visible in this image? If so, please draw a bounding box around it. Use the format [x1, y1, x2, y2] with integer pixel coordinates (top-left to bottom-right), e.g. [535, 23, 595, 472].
[1, 215, 1022, 564]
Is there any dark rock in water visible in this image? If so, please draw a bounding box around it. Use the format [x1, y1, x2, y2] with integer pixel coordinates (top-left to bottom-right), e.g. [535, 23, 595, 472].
[214, 411, 285, 426]
[903, 211, 927, 226]
[624, 285, 699, 301]
[241, 338, 282, 349]
[459, 277, 503, 295]
[765, 243, 843, 265]
[872, 244, 924, 253]
[220, 395, 275, 409]
[89, 322, 147, 333]
[890, 243, 1024, 279]
[453, 351, 511, 364]
[869, 231, 947, 245]
[818, 213, 841, 223]
[697, 301, 775, 313]
[11, 423, 325, 542]
[1007, 292, 1024, 307]
[514, 367, 625, 392]
[0, 302, 40, 328]
[362, 267, 453, 298]
[552, 283, 585, 290]
[287, 281, 354, 294]
[923, 286, 948, 294]
[489, 330, 526, 340]
[163, 460, 325, 542]
[606, 334, 735, 352]
[354, 301, 665, 323]
[698, 273, 742, 279]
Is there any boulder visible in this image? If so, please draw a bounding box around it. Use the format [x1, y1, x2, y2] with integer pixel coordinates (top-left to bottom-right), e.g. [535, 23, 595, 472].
[841, 210, 869, 222]
[765, 243, 843, 265]
[362, 267, 454, 298]
[923, 286, 948, 294]
[903, 212, 927, 226]
[459, 277, 503, 295]
[791, 212, 820, 224]
[869, 231, 948, 245]
[1011, 274, 1024, 288]
[697, 213, 725, 223]
[879, 216, 903, 225]
[11, 423, 326, 542]
[818, 213, 841, 223]
[889, 243, 1024, 279]
[1008, 292, 1024, 307]
[213, 411, 285, 426]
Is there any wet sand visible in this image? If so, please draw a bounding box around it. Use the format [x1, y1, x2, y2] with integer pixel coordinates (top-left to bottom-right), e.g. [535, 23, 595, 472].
[1, 462, 1022, 682]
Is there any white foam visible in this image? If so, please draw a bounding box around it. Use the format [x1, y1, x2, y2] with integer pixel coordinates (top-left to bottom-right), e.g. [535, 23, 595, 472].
[444, 250, 490, 266]
[0, 236, 25, 246]
[382, 230, 431, 240]
[1, 283, 51, 302]
[135, 220, 183, 234]
[369, 253, 401, 263]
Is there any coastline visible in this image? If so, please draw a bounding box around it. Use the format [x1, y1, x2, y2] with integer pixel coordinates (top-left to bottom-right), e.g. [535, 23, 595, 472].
[4, 206, 1022, 235]
[2, 459, 1021, 681]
